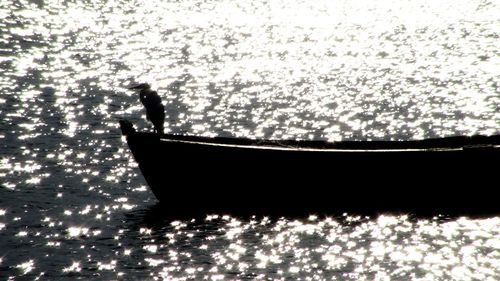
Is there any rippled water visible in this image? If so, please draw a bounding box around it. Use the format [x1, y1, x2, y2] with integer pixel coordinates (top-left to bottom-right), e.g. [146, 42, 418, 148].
[1, 0, 499, 279]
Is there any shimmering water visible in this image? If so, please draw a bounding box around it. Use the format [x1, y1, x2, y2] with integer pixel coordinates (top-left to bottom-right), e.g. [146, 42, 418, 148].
[1, 0, 499, 279]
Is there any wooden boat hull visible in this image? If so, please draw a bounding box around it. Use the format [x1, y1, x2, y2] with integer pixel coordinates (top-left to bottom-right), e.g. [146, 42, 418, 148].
[120, 122, 500, 217]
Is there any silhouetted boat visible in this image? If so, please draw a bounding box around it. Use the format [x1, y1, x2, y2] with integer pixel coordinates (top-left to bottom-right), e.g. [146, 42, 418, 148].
[119, 120, 500, 217]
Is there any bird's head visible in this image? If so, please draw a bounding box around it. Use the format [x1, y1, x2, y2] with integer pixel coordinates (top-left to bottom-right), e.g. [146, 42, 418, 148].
[127, 83, 151, 91]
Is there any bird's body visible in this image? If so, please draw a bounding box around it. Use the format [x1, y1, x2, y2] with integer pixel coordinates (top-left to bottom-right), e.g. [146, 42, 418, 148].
[129, 83, 165, 134]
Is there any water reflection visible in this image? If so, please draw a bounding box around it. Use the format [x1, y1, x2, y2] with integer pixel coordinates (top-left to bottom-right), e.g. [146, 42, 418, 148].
[115, 207, 500, 280]
[2, 0, 498, 142]
[0, 195, 499, 279]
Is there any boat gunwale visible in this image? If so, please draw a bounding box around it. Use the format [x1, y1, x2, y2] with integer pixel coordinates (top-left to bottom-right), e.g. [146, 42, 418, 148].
[120, 119, 500, 152]
[158, 137, 470, 153]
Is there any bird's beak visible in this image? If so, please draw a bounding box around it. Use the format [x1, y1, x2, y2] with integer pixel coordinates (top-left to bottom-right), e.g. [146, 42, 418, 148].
[127, 83, 149, 90]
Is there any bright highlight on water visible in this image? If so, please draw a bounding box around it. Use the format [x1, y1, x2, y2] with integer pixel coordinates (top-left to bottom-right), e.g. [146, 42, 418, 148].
[1, 0, 498, 141]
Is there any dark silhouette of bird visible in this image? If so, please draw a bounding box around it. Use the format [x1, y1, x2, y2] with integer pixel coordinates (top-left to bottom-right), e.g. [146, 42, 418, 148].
[128, 83, 165, 134]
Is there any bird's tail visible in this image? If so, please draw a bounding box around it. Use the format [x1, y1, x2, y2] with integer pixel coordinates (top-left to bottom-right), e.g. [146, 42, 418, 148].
[155, 123, 164, 135]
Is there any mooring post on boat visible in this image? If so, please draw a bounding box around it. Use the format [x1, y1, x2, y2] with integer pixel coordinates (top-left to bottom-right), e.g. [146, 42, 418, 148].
[119, 119, 136, 136]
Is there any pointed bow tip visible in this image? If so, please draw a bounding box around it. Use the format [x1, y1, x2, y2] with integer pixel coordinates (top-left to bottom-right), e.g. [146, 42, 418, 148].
[119, 120, 136, 136]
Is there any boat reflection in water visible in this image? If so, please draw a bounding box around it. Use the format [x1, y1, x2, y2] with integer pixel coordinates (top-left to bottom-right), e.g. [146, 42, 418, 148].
[119, 120, 500, 217]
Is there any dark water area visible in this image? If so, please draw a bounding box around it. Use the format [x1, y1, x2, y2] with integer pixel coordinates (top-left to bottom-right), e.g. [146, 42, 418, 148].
[1, 0, 499, 279]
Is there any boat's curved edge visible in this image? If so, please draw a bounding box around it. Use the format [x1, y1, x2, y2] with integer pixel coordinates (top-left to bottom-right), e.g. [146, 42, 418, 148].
[140, 202, 500, 221]
[120, 119, 500, 151]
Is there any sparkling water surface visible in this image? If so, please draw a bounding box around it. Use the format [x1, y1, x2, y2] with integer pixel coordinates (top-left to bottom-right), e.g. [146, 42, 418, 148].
[1, 0, 499, 279]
